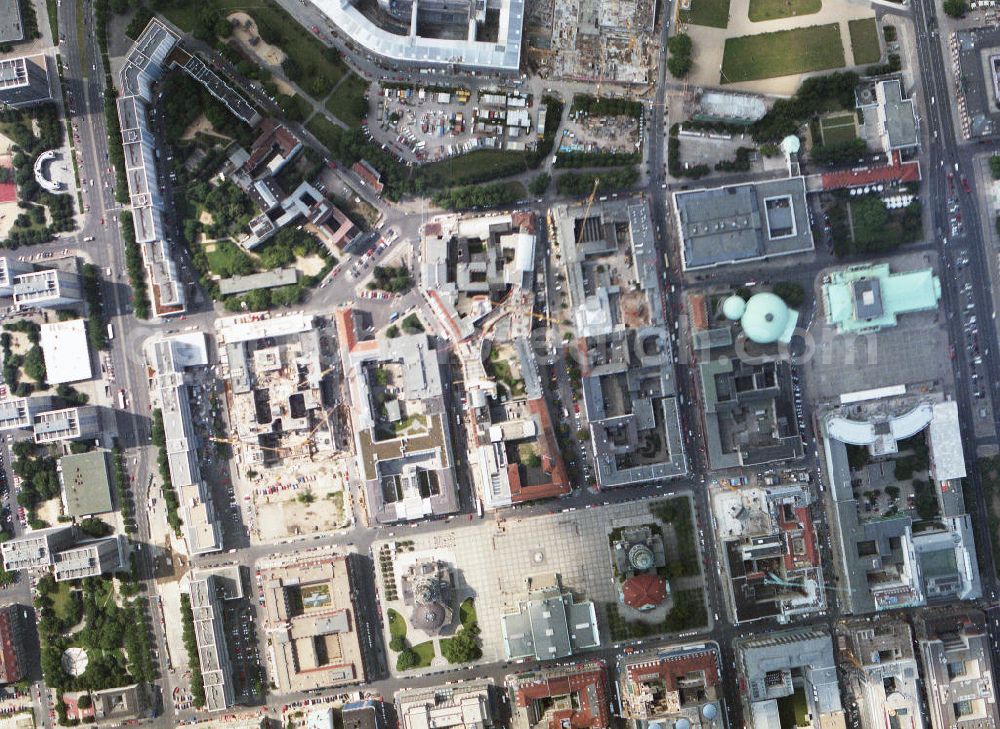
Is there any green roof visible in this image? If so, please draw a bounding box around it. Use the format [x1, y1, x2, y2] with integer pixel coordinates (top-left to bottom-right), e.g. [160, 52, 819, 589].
[741, 292, 798, 344]
[60, 450, 113, 517]
[823, 263, 941, 333]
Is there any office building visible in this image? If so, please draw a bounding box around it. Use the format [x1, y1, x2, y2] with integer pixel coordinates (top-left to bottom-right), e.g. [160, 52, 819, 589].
[915, 608, 1000, 729]
[13, 269, 82, 309]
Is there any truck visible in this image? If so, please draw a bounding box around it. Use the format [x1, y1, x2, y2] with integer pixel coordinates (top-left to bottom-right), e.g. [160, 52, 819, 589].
[118, 389, 127, 409]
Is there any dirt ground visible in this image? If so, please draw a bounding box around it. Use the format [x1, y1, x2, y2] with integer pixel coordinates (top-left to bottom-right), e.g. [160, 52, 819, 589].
[36, 497, 61, 524]
[252, 457, 352, 542]
[0, 201, 23, 239]
[293, 254, 326, 277]
[199, 211, 215, 226]
[273, 77, 297, 96]
[180, 114, 231, 142]
[227, 12, 286, 67]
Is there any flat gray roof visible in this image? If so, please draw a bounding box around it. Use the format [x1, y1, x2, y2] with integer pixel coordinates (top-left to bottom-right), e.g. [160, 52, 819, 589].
[0, 0, 22, 44]
[60, 450, 114, 517]
[880, 79, 918, 150]
[218, 268, 297, 295]
[673, 177, 814, 270]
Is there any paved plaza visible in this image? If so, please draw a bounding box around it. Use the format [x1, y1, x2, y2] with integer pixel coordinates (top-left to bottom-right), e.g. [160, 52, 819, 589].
[372, 494, 706, 673]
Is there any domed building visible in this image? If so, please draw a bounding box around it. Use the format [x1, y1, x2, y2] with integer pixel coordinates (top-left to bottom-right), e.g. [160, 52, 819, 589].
[724, 292, 799, 345]
[741, 292, 798, 344]
[401, 560, 454, 635]
[612, 525, 672, 612]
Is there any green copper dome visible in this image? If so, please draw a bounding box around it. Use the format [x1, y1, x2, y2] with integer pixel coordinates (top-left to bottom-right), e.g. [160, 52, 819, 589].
[741, 292, 797, 344]
[722, 295, 747, 321]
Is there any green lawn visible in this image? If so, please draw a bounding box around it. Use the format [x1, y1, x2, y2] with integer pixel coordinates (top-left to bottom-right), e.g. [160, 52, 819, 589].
[412, 640, 435, 667]
[721, 24, 845, 83]
[161, 0, 347, 87]
[327, 73, 370, 128]
[387, 608, 406, 639]
[51, 582, 78, 625]
[748, 0, 820, 20]
[459, 598, 477, 627]
[848, 18, 881, 65]
[820, 114, 858, 145]
[679, 0, 731, 28]
[420, 149, 531, 187]
[205, 240, 256, 278]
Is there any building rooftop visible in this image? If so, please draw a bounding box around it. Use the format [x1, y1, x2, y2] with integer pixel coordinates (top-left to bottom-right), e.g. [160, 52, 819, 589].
[39, 319, 93, 385]
[310, 0, 522, 72]
[395, 679, 495, 729]
[260, 554, 364, 693]
[619, 643, 722, 724]
[0, 0, 22, 43]
[507, 661, 611, 729]
[857, 78, 919, 152]
[738, 628, 843, 724]
[823, 263, 940, 334]
[673, 177, 814, 270]
[217, 268, 297, 296]
[500, 585, 599, 661]
[59, 450, 113, 517]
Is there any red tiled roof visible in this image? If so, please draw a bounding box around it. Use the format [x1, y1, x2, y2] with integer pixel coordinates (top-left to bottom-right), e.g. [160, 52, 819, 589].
[820, 156, 921, 191]
[625, 648, 719, 693]
[0, 182, 16, 203]
[622, 574, 667, 610]
[688, 293, 709, 331]
[509, 398, 571, 503]
[512, 664, 611, 729]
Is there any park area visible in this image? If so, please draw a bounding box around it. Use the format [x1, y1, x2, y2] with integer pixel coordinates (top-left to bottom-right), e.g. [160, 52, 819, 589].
[748, 0, 821, 22]
[680, 0, 731, 28]
[721, 24, 845, 83]
[848, 18, 881, 65]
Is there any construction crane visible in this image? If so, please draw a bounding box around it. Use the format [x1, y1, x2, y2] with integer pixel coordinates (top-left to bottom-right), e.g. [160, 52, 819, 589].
[574, 177, 602, 251]
[763, 572, 857, 597]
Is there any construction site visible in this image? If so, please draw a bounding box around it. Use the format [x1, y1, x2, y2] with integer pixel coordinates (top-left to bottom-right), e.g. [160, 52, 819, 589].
[214, 313, 354, 541]
[525, 0, 659, 84]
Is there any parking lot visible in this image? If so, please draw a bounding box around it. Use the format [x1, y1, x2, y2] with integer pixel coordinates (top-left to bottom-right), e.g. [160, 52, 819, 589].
[369, 85, 537, 163]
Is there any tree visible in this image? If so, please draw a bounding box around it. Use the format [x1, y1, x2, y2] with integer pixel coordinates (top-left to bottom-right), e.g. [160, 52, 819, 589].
[76, 695, 92, 710]
[528, 173, 550, 196]
[282, 58, 303, 83]
[667, 55, 692, 78]
[396, 648, 420, 671]
[943, 0, 968, 16]
[885, 485, 900, 500]
[772, 282, 805, 308]
[78, 518, 113, 538]
[990, 155, 1000, 180]
[386, 325, 400, 338]
[441, 624, 481, 664]
[851, 197, 891, 252]
[389, 635, 406, 652]
[913, 479, 940, 520]
[667, 34, 693, 79]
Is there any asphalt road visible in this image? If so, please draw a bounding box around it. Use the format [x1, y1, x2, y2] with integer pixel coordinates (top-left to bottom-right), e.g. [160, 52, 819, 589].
[910, 0, 1000, 601]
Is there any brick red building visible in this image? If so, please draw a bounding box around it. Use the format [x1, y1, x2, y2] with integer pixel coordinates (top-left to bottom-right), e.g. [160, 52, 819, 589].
[0, 605, 27, 684]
